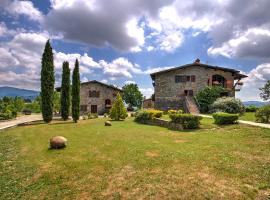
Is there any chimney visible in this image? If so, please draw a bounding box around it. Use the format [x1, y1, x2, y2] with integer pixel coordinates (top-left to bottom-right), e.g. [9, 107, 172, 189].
[194, 58, 200, 63]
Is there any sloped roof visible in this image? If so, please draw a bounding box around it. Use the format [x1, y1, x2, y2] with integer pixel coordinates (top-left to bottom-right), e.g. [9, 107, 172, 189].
[81, 80, 122, 91]
[150, 62, 248, 80]
[55, 80, 122, 92]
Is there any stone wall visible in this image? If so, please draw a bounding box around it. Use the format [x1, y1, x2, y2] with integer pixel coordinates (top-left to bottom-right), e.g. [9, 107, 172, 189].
[80, 82, 121, 114]
[154, 66, 235, 110]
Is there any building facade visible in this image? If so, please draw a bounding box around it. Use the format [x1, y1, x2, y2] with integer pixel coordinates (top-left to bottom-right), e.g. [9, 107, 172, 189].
[150, 59, 247, 111]
[79, 80, 122, 114]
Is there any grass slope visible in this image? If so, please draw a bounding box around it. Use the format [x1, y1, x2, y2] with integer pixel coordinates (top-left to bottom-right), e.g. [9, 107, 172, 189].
[0, 118, 270, 199]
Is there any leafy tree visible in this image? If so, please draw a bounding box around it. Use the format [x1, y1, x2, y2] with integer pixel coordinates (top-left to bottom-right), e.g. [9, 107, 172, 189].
[122, 83, 143, 109]
[53, 91, 60, 114]
[72, 59, 80, 123]
[41, 40, 55, 123]
[60, 61, 71, 120]
[260, 80, 270, 101]
[109, 93, 127, 120]
[195, 86, 227, 113]
[13, 96, 24, 112]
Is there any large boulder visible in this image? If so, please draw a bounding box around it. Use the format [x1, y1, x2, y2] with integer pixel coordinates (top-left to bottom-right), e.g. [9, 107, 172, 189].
[50, 136, 67, 149]
[105, 121, 112, 126]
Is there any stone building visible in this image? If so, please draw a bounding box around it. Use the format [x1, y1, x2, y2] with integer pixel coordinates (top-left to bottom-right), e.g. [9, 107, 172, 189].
[80, 80, 122, 114]
[143, 98, 154, 109]
[57, 80, 122, 115]
[150, 59, 247, 112]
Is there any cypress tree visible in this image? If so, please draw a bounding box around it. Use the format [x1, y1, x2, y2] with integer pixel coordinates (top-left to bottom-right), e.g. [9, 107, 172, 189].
[60, 61, 70, 120]
[72, 59, 80, 123]
[41, 40, 55, 123]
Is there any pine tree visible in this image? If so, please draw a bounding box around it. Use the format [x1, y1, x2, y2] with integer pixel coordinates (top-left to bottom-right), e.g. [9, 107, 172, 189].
[41, 40, 55, 123]
[109, 93, 127, 120]
[60, 61, 70, 120]
[72, 59, 80, 123]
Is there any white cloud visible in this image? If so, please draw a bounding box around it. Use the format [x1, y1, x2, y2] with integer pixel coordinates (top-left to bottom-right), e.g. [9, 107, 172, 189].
[208, 28, 270, 59]
[99, 57, 141, 78]
[237, 63, 270, 101]
[140, 87, 154, 98]
[0, 22, 7, 37]
[5, 0, 43, 22]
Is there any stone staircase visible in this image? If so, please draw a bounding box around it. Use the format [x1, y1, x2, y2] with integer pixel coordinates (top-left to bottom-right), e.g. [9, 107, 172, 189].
[184, 96, 200, 114]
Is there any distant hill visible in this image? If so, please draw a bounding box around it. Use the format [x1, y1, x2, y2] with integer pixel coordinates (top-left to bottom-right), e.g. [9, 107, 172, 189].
[0, 86, 39, 101]
[243, 101, 268, 107]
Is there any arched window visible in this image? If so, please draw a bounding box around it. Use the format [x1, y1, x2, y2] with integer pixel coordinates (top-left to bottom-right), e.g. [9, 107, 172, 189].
[212, 74, 227, 88]
[105, 99, 111, 106]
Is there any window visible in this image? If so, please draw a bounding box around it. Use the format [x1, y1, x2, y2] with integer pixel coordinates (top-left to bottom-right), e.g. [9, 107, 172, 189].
[175, 75, 195, 83]
[105, 99, 111, 105]
[175, 75, 186, 83]
[80, 105, 87, 112]
[191, 75, 196, 82]
[89, 90, 100, 98]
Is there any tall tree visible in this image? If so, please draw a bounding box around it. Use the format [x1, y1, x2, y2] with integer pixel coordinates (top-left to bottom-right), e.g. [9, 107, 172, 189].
[60, 61, 70, 120]
[260, 80, 270, 101]
[41, 40, 55, 123]
[72, 59, 80, 123]
[122, 83, 143, 109]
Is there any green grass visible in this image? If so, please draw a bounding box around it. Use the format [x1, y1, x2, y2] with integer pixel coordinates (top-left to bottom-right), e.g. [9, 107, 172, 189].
[1, 117, 270, 199]
[239, 112, 256, 122]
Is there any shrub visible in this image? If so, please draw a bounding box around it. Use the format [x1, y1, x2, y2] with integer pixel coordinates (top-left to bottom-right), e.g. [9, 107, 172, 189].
[210, 97, 245, 114]
[88, 113, 98, 119]
[168, 109, 183, 115]
[0, 110, 13, 120]
[195, 86, 227, 113]
[134, 110, 152, 123]
[169, 114, 202, 129]
[146, 109, 163, 118]
[212, 112, 239, 125]
[109, 93, 128, 120]
[245, 105, 258, 112]
[255, 105, 270, 123]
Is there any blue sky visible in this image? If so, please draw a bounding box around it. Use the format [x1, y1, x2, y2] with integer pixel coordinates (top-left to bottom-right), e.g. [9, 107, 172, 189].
[0, 0, 270, 101]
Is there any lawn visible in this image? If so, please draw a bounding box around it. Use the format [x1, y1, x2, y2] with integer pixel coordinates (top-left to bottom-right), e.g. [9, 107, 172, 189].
[239, 112, 256, 122]
[1, 117, 270, 199]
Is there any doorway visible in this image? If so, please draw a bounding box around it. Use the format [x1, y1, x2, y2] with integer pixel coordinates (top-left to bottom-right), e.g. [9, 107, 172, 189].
[91, 105, 98, 113]
[184, 90, 193, 96]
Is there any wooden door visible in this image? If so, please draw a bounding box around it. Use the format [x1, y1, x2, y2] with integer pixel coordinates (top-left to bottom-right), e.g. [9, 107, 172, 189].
[91, 105, 97, 113]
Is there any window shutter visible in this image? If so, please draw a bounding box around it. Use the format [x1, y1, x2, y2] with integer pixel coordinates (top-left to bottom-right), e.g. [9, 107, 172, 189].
[191, 75, 196, 82]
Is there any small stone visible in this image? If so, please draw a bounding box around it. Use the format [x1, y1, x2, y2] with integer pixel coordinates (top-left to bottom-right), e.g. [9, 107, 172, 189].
[105, 121, 112, 126]
[50, 136, 67, 149]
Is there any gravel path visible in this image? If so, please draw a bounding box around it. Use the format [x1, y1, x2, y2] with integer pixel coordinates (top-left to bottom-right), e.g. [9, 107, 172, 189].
[0, 114, 42, 131]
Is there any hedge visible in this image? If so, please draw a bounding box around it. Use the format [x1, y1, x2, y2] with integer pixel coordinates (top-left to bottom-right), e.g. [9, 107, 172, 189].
[169, 113, 202, 129]
[212, 112, 239, 125]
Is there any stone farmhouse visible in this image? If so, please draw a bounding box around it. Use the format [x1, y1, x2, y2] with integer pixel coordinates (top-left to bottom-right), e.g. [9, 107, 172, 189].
[150, 59, 248, 113]
[57, 80, 122, 115]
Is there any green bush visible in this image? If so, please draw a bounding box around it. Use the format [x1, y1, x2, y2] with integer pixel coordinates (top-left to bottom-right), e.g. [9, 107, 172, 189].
[146, 109, 163, 118]
[255, 105, 270, 123]
[212, 112, 239, 125]
[169, 114, 202, 129]
[210, 97, 245, 114]
[134, 110, 152, 124]
[195, 86, 227, 113]
[245, 105, 258, 112]
[0, 110, 13, 120]
[88, 113, 98, 119]
[167, 109, 183, 115]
